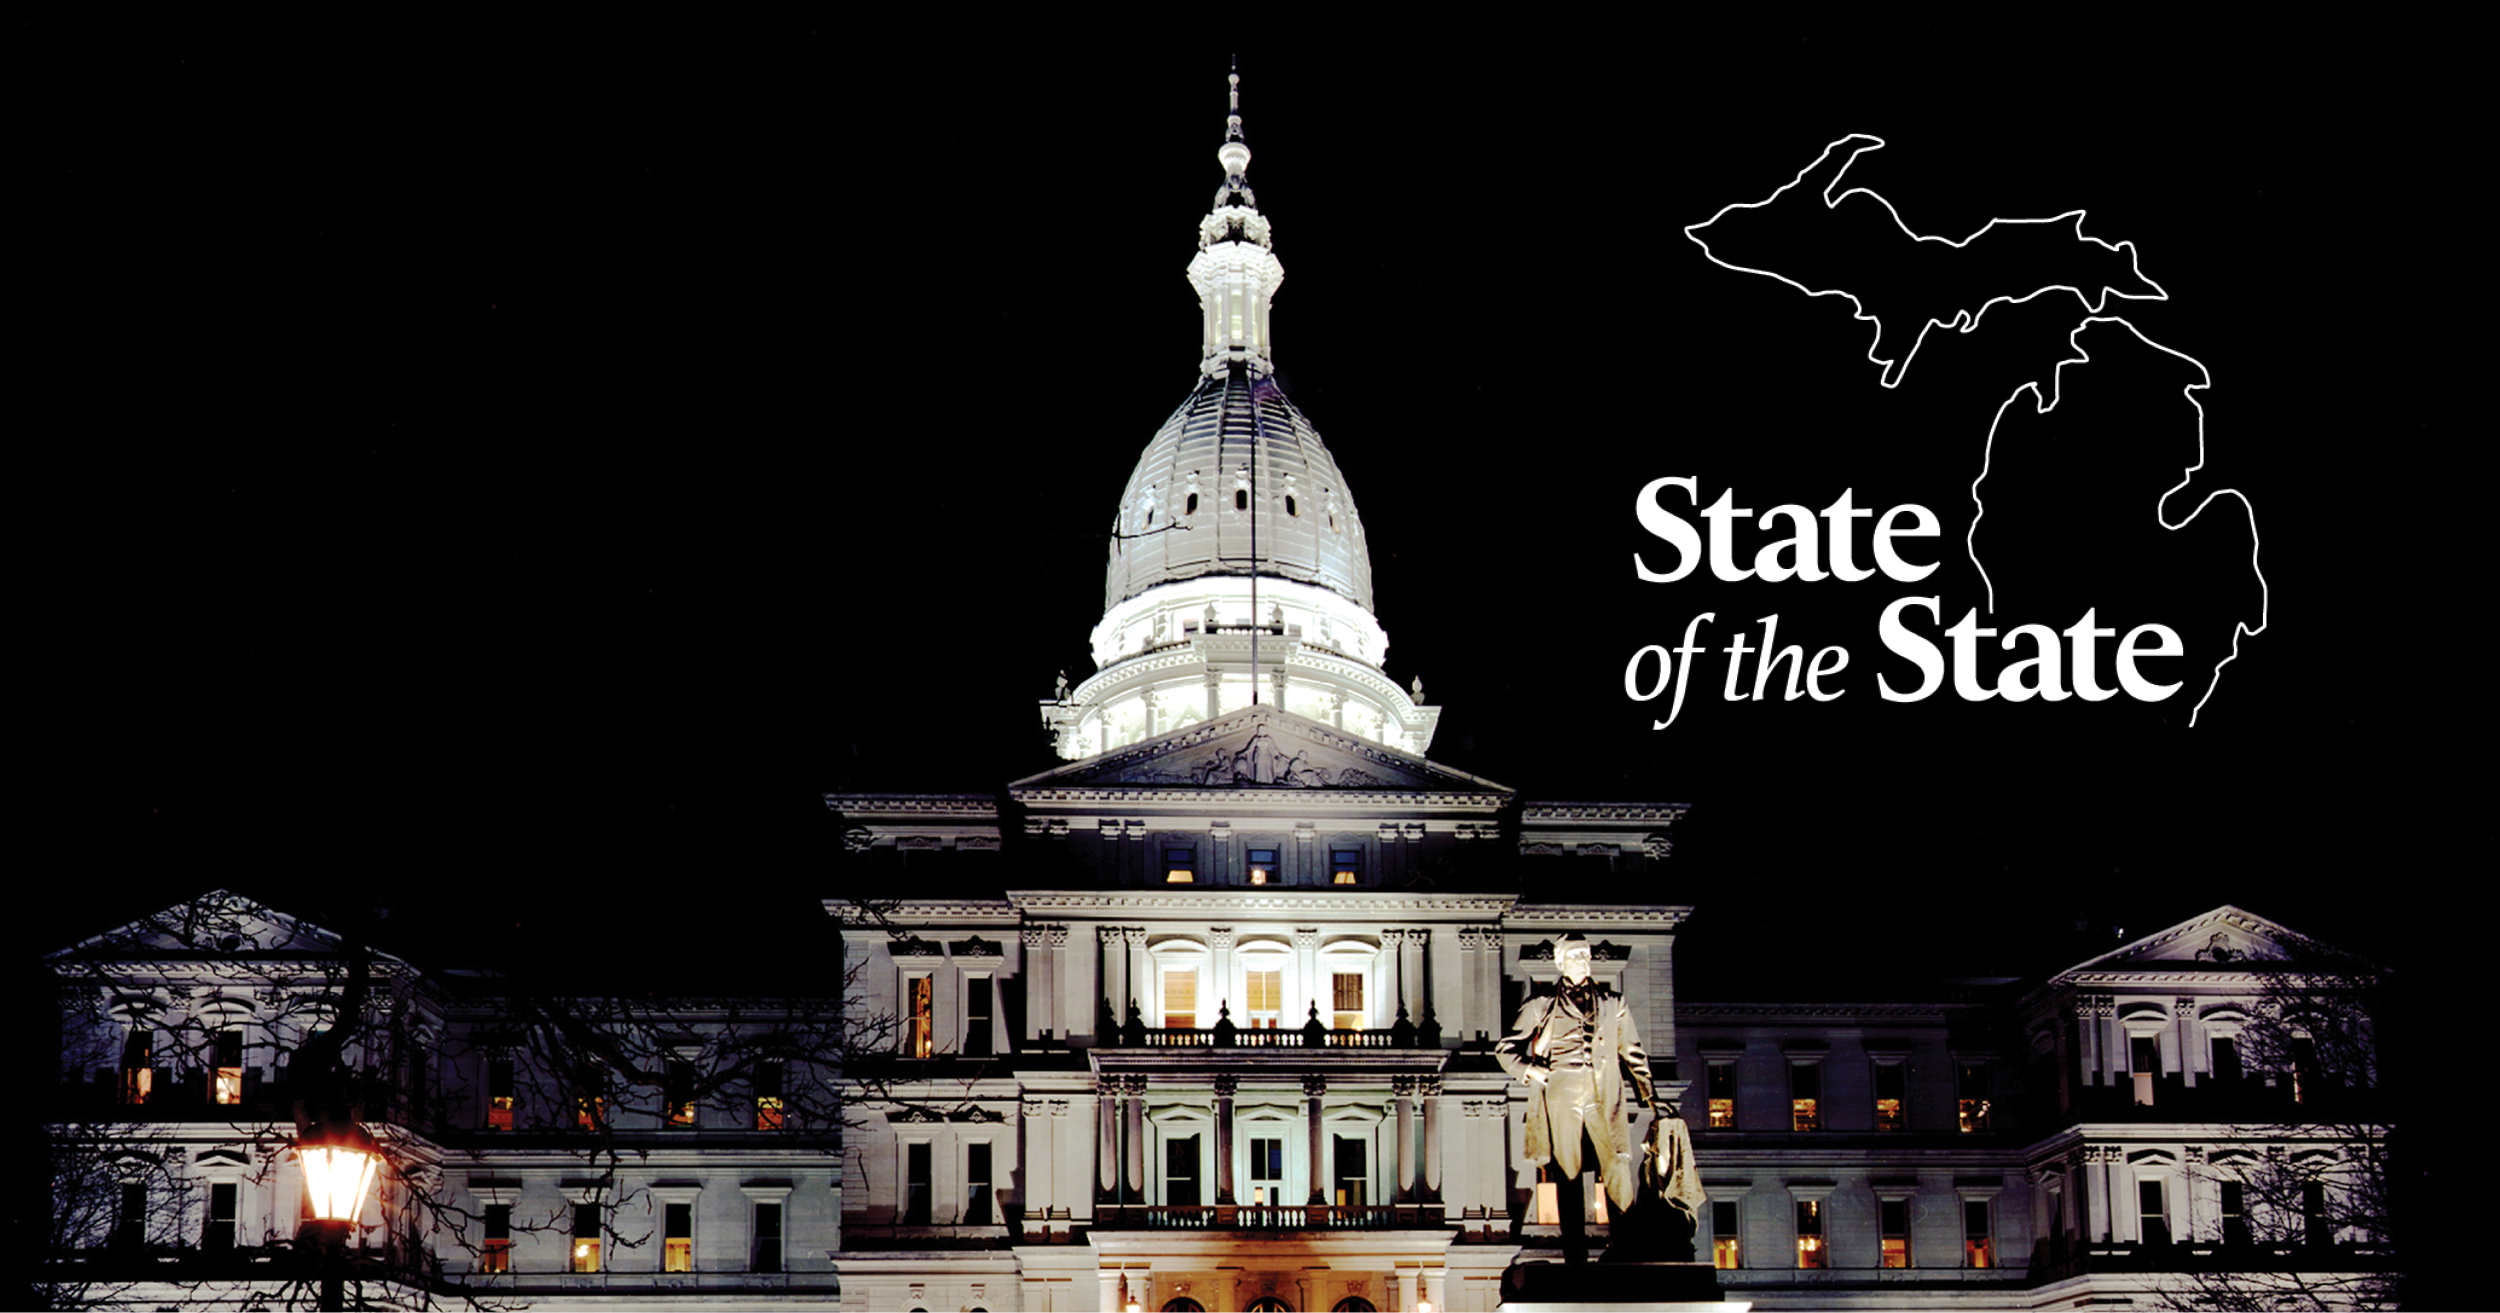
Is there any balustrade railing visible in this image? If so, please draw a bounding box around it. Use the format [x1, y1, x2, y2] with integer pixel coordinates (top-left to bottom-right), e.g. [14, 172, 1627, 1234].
[1094, 1203, 1432, 1231]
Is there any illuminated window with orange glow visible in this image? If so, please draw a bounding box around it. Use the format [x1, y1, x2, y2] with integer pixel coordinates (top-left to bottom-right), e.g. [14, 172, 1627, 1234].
[1164, 969, 1198, 1029]
[1244, 968, 1282, 1027]
[1165, 847, 1197, 883]
[666, 1060, 697, 1126]
[119, 1028, 153, 1106]
[1795, 1199, 1826, 1268]
[1957, 1064, 1990, 1133]
[1332, 972, 1364, 1030]
[1873, 1061, 1905, 1131]
[1964, 1199, 1994, 1267]
[213, 1028, 244, 1105]
[575, 1095, 605, 1131]
[1712, 1201, 1741, 1269]
[571, 1202, 601, 1272]
[663, 1203, 693, 1272]
[1880, 1198, 1910, 1267]
[480, 1205, 511, 1273]
[907, 975, 933, 1059]
[487, 1058, 515, 1130]
[1707, 1062, 1737, 1129]
[1246, 848, 1278, 885]
[1331, 850, 1362, 884]
[754, 1063, 785, 1130]
[1790, 1063, 1821, 1131]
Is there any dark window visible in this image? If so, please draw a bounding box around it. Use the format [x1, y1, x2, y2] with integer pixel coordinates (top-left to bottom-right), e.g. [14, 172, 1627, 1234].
[1185, 493, 1199, 516]
[1795, 1198, 1825, 1268]
[1235, 489, 1249, 511]
[119, 1029, 153, 1106]
[965, 980, 994, 1057]
[966, 1143, 994, 1224]
[1713, 1199, 1741, 1269]
[1165, 1135, 1201, 1208]
[2291, 1036, 2322, 1104]
[1880, 1198, 1910, 1267]
[904, 1143, 932, 1224]
[2220, 1181, 2249, 1245]
[2131, 1036, 2160, 1106]
[664, 1202, 693, 1272]
[571, 1202, 601, 1272]
[2212, 1036, 2242, 1083]
[666, 1060, 697, 1126]
[1249, 1136, 1285, 1204]
[206, 1183, 236, 1251]
[753, 1202, 783, 1273]
[1286, 495, 1298, 517]
[1965, 1199, 1994, 1267]
[1334, 1136, 1367, 1208]
[2139, 1180, 2169, 1247]
[114, 1182, 145, 1248]
[481, 1205, 511, 1273]
[487, 1058, 515, 1130]
[1790, 1063, 1821, 1131]
[2304, 1181, 2330, 1246]
[1873, 1061, 1905, 1130]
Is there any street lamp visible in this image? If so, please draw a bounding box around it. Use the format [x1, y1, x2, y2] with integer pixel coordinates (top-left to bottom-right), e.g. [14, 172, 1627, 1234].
[300, 1122, 380, 1310]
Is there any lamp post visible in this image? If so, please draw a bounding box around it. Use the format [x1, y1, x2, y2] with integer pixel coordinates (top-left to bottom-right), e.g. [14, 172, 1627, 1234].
[300, 1122, 380, 1311]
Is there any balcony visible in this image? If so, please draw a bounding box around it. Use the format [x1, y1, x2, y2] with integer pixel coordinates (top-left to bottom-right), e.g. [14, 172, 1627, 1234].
[1094, 1203, 1444, 1231]
[1117, 1026, 1411, 1050]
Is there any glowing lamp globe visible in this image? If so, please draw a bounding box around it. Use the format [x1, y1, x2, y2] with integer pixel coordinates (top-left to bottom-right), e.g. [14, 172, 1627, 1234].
[301, 1133, 381, 1226]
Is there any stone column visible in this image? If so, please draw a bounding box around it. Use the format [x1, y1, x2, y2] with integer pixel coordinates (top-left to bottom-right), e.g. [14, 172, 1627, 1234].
[1423, 1267, 1446, 1313]
[1294, 928, 1320, 1029]
[1102, 926, 1127, 1039]
[1098, 1269, 1121, 1313]
[1211, 927, 1235, 1023]
[1046, 925, 1069, 1041]
[1097, 1079, 1118, 1201]
[1023, 926, 1050, 1042]
[1125, 928, 1150, 1031]
[1304, 1075, 1329, 1206]
[1485, 1098, 1512, 1221]
[1401, 927, 1427, 1031]
[1421, 1076, 1444, 1204]
[1023, 1097, 1054, 1228]
[2176, 997, 2198, 1088]
[1383, 928, 1407, 1025]
[1392, 1076, 1417, 1202]
[1214, 1074, 1239, 1208]
[1123, 1075, 1147, 1202]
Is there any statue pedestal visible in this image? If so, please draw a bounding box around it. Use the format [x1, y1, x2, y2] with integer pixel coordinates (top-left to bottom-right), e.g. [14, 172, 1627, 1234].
[1498, 1258, 1740, 1311]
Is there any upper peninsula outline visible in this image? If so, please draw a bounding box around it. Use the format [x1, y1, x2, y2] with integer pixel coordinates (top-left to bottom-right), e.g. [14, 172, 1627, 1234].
[1683, 134, 2267, 726]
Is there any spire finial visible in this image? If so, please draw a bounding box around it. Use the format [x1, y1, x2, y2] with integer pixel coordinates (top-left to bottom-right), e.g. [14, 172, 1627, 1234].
[1225, 62, 1244, 143]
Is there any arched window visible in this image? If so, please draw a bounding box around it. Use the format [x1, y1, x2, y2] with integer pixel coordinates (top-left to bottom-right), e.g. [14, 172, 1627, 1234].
[1245, 1300, 1292, 1313]
[1333, 1299, 1377, 1313]
[1163, 1299, 1206, 1313]
[1236, 489, 1250, 511]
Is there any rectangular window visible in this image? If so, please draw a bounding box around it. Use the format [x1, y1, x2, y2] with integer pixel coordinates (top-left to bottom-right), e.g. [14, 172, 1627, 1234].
[1330, 849, 1362, 884]
[1873, 1061, 1905, 1131]
[2220, 1180, 2249, 1245]
[2139, 1179, 2169, 1246]
[1965, 1199, 1994, 1267]
[1249, 1136, 1285, 1205]
[666, 1059, 697, 1127]
[1334, 1136, 1367, 1208]
[1332, 972, 1364, 1030]
[1795, 1198, 1825, 1269]
[1165, 1135, 1202, 1207]
[481, 1205, 511, 1273]
[2131, 1035, 2159, 1107]
[1708, 1061, 1737, 1129]
[1880, 1198, 1910, 1268]
[214, 1028, 245, 1105]
[964, 978, 994, 1057]
[1247, 848, 1278, 885]
[114, 1182, 145, 1248]
[576, 1091, 606, 1131]
[487, 1058, 515, 1130]
[907, 975, 933, 1059]
[1790, 1063, 1821, 1131]
[1164, 969, 1198, 1029]
[1244, 968, 1282, 1027]
[2291, 1036, 2321, 1105]
[904, 1142, 932, 1224]
[1165, 846, 1196, 883]
[206, 1182, 236, 1251]
[752, 1202, 783, 1274]
[571, 1202, 601, 1273]
[2304, 1180, 2330, 1246]
[1712, 1200, 1741, 1269]
[120, 1029, 153, 1106]
[2212, 1035, 2242, 1083]
[966, 1142, 994, 1224]
[664, 1202, 693, 1272]
[1957, 1064, 1990, 1133]
[755, 1062, 786, 1131]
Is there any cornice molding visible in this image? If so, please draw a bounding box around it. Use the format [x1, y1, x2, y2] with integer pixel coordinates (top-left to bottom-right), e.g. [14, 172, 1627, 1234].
[1006, 892, 1519, 916]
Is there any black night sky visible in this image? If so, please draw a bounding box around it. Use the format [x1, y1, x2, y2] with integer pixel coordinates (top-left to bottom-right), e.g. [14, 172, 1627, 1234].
[25, 25, 2472, 1019]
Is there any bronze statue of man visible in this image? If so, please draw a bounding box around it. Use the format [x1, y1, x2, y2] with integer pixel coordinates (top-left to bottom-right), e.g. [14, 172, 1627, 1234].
[1496, 933, 1659, 1262]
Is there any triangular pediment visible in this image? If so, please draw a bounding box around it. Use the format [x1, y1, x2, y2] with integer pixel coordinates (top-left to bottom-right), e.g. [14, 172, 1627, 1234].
[1011, 706, 1510, 798]
[2055, 904, 2321, 979]
[49, 889, 361, 962]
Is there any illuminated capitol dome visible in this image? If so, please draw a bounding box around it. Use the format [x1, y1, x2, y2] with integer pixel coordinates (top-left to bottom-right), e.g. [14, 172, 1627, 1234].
[1048, 73, 1439, 760]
